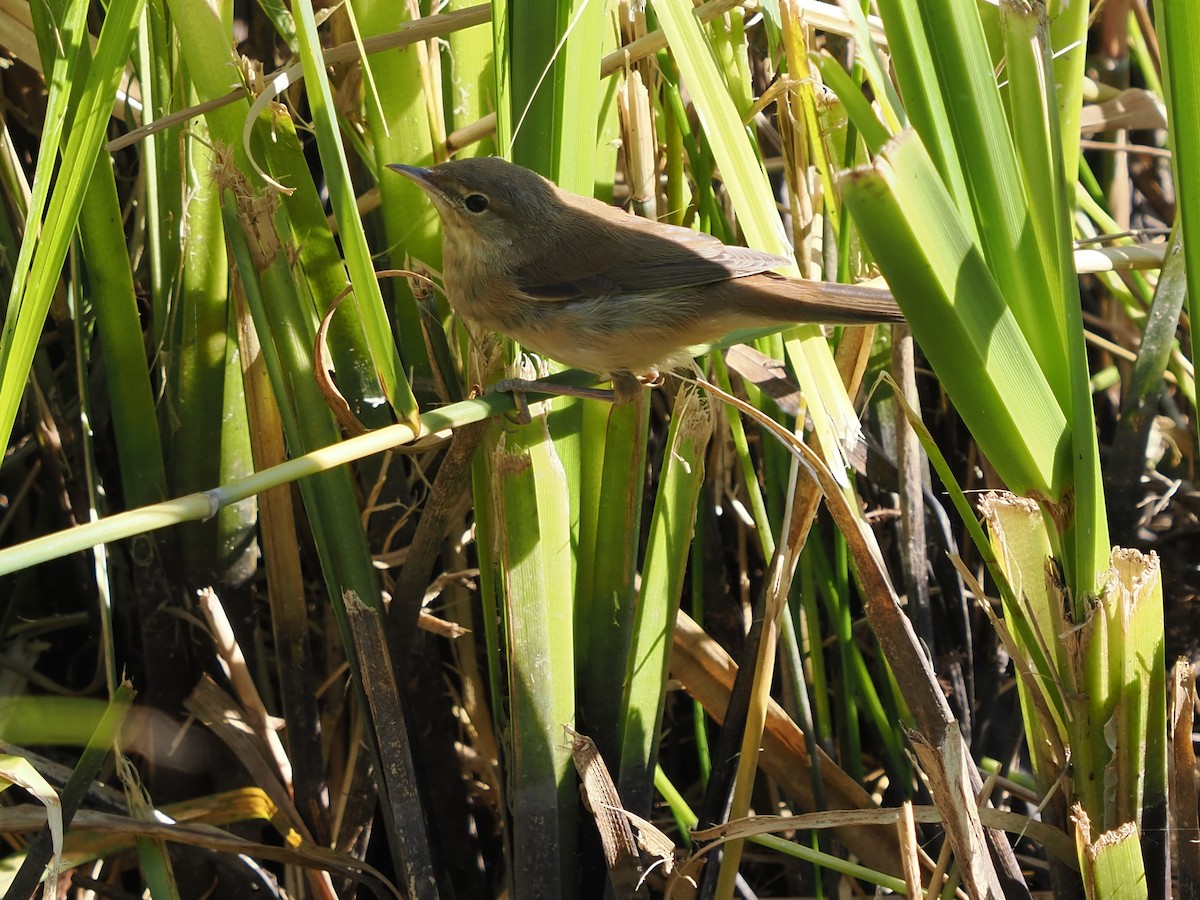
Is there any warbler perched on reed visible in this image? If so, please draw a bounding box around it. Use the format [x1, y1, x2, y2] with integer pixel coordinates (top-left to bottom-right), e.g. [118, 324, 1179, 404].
[389, 157, 901, 401]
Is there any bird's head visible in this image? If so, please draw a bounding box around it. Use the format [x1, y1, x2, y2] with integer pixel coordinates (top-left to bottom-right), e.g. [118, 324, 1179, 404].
[388, 157, 562, 256]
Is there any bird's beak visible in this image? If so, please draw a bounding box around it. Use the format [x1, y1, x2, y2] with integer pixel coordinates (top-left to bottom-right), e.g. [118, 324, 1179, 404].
[388, 163, 445, 202]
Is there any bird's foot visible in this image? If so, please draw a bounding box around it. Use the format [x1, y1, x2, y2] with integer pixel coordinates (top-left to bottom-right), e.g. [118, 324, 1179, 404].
[610, 370, 664, 404]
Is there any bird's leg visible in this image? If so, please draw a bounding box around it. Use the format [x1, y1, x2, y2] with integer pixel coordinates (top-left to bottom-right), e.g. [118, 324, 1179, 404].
[492, 377, 619, 403]
[489, 370, 665, 421]
[491, 377, 618, 424]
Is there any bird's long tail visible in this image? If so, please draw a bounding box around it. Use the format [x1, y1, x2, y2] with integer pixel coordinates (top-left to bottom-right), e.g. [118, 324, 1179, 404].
[730, 272, 903, 325]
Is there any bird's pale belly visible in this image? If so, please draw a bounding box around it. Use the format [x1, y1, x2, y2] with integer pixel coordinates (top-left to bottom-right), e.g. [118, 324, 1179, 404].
[443, 257, 747, 377]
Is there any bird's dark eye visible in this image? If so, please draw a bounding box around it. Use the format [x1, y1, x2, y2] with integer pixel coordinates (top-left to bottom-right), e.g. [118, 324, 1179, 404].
[464, 194, 489, 213]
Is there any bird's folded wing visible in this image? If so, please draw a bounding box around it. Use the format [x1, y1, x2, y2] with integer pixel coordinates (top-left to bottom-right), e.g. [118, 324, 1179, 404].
[514, 213, 792, 302]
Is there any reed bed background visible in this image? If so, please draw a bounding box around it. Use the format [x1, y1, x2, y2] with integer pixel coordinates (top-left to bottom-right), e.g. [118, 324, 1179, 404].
[0, 0, 1196, 897]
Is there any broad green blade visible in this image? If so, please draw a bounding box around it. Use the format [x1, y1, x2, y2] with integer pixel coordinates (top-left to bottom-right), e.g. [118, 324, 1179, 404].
[840, 130, 1067, 498]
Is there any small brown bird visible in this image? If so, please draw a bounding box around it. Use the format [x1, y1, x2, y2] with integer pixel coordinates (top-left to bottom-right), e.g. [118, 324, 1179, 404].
[389, 157, 901, 400]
